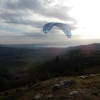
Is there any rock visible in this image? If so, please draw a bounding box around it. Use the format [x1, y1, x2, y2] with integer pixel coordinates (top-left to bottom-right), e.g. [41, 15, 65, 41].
[59, 81, 64, 86]
[80, 76, 86, 79]
[33, 93, 43, 100]
[68, 80, 76, 85]
[31, 82, 41, 88]
[63, 80, 68, 86]
[69, 91, 79, 97]
[47, 94, 53, 98]
[59, 80, 68, 87]
[52, 84, 61, 90]
[80, 75, 89, 79]
[52, 79, 77, 90]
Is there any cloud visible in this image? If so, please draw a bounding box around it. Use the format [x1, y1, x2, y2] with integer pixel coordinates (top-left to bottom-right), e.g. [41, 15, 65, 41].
[0, 0, 77, 28]
[23, 32, 45, 38]
[5, 0, 42, 11]
[0, 0, 80, 45]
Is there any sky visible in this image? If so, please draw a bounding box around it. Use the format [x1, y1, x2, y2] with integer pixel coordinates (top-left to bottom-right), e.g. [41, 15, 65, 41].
[0, 0, 100, 47]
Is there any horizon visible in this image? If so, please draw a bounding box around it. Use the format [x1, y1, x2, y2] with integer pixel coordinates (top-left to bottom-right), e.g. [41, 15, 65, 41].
[0, 42, 100, 49]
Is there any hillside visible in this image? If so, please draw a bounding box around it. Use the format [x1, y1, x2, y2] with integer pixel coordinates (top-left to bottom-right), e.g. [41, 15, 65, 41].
[32, 46, 100, 77]
[0, 74, 100, 100]
[0, 46, 65, 74]
[0, 46, 65, 62]
[0, 43, 100, 99]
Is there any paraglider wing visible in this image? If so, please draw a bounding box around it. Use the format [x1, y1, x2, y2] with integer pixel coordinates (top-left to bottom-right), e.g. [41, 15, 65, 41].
[55, 23, 71, 38]
[43, 22, 71, 38]
[43, 22, 56, 34]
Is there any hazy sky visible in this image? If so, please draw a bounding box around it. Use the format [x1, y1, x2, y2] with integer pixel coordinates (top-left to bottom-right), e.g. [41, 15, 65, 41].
[0, 0, 100, 46]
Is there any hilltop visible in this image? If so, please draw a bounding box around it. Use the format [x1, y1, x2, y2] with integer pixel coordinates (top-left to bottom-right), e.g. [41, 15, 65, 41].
[0, 73, 100, 100]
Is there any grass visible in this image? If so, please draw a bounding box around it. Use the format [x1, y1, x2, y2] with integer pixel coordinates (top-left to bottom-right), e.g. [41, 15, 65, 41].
[83, 66, 100, 74]
[0, 73, 100, 100]
[0, 60, 45, 74]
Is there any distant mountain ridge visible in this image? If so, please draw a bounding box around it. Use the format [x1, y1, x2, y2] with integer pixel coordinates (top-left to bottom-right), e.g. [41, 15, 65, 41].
[0, 44, 42, 49]
[71, 43, 100, 50]
[0, 43, 100, 60]
[0, 43, 100, 50]
[60, 43, 100, 52]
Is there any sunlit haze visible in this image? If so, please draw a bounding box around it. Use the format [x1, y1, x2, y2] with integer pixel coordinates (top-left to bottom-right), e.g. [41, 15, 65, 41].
[69, 0, 100, 39]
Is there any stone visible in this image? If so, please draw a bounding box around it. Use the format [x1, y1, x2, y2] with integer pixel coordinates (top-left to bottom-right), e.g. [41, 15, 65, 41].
[80, 76, 86, 79]
[32, 82, 40, 88]
[63, 80, 68, 86]
[69, 91, 79, 97]
[59, 81, 64, 86]
[33, 93, 43, 100]
[47, 94, 53, 98]
[52, 84, 61, 90]
[68, 80, 76, 85]
[80, 75, 89, 79]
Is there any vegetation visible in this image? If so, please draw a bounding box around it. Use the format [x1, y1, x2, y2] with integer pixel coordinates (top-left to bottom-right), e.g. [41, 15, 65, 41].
[0, 74, 100, 100]
[0, 43, 100, 99]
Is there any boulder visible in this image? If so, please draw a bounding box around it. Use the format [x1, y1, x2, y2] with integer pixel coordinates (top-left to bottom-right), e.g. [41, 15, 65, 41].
[52, 84, 61, 90]
[33, 93, 43, 100]
[80, 76, 86, 79]
[80, 75, 89, 79]
[47, 94, 53, 98]
[59, 81, 64, 86]
[63, 80, 68, 86]
[69, 91, 79, 97]
[68, 80, 76, 85]
[32, 82, 41, 88]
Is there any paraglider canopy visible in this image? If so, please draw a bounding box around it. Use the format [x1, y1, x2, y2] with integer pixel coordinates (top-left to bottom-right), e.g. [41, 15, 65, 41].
[43, 22, 71, 38]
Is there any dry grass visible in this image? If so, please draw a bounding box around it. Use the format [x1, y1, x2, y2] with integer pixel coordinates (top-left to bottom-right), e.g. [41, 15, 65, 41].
[0, 73, 100, 100]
